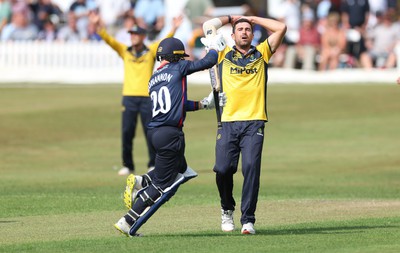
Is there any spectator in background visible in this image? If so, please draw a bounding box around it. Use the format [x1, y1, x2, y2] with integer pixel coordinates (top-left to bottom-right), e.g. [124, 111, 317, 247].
[69, 0, 95, 39]
[134, 0, 165, 41]
[115, 14, 136, 46]
[28, 0, 62, 32]
[11, 0, 29, 11]
[96, 0, 131, 33]
[294, 10, 320, 70]
[329, 0, 342, 12]
[1, 7, 38, 41]
[158, 0, 192, 53]
[57, 12, 87, 41]
[185, 0, 215, 60]
[341, 0, 370, 68]
[87, 19, 101, 41]
[0, 0, 12, 33]
[367, 1, 398, 33]
[37, 18, 57, 41]
[366, 0, 397, 30]
[364, 11, 399, 69]
[317, 0, 332, 17]
[318, 11, 346, 70]
[316, 0, 331, 33]
[185, 0, 214, 24]
[274, 0, 301, 68]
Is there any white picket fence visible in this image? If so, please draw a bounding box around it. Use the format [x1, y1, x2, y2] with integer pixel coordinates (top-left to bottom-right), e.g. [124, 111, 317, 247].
[0, 41, 399, 84]
[0, 41, 122, 69]
[0, 41, 124, 84]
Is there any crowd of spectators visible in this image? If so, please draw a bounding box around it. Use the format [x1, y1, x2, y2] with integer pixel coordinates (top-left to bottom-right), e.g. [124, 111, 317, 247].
[271, 0, 400, 70]
[0, 0, 399, 71]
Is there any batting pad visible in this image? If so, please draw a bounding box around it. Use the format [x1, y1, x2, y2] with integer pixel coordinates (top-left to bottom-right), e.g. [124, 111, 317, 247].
[129, 167, 198, 236]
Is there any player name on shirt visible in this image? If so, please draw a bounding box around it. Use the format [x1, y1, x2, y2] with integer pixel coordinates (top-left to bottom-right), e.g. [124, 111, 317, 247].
[149, 73, 174, 89]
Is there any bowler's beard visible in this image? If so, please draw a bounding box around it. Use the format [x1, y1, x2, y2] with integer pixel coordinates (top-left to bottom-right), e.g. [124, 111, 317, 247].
[236, 39, 251, 50]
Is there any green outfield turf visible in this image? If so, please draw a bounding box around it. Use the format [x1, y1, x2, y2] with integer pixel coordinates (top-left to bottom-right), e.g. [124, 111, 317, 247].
[0, 83, 399, 253]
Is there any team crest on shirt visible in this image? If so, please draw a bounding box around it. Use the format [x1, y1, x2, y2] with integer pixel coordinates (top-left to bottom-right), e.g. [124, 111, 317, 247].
[232, 52, 242, 62]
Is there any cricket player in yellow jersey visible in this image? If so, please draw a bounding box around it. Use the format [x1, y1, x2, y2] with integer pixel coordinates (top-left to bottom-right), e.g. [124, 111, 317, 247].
[202, 15, 286, 234]
[89, 13, 183, 176]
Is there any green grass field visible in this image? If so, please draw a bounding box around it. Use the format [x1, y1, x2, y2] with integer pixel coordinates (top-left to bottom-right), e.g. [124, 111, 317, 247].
[0, 83, 399, 253]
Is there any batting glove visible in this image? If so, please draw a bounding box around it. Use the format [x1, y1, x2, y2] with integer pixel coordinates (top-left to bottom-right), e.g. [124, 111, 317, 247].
[219, 92, 227, 107]
[200, 33, 226, 52]
[200, 91, 227, 110]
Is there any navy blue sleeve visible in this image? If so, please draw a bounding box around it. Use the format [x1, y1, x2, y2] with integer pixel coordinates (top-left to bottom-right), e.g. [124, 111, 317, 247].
[179, 50, 218, 76]
[185, 100, 200, 111]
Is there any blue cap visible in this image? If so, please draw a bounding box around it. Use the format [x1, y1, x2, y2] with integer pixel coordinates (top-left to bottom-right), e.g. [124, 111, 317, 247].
[128, 25, 147, 34]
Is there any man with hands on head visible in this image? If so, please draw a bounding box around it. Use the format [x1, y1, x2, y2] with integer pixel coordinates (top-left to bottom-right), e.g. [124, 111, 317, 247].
[201, 14, 286, 235]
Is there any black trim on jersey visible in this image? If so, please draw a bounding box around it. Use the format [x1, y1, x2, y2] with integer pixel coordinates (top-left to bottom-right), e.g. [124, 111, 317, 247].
[225, 46, 263, 67]
[266, 38, 275, 54]
[263, 61, 269, 122]
[127, 45, 150, 58]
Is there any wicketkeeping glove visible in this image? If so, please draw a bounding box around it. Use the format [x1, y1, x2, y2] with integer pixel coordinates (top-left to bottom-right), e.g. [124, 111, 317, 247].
[200, 33, 226, 52]
[200, 91, 227, 110]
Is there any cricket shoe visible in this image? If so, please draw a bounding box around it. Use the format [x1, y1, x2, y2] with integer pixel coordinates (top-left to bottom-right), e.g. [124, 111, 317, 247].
[221, 209, 235, 232]
[123, 174, 143, 209]
[118, 167, 133, 176]
[241, 222, 255, 235]
[114, 217, 131, 237]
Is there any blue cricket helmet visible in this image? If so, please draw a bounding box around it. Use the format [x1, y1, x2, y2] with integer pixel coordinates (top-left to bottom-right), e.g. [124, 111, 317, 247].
[156, 37, 189, 60]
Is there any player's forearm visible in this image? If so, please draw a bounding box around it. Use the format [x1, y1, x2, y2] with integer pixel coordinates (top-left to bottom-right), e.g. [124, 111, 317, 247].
[249, 16, 286, 33]
[249, 16, 286, 53]
[203, 17, 223, 31]
[188, 50, 218, 73]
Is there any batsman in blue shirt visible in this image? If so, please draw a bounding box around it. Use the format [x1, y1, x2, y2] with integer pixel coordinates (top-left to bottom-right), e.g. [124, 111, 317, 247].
[114, 35, 227, 236]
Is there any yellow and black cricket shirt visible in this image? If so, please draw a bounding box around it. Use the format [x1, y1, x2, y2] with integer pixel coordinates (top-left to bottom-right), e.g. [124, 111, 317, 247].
[217, 40, 272, 122]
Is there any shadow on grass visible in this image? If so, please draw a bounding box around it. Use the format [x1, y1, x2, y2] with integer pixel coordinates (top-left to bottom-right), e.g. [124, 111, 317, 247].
[151, 224, 399, 237]
[0, 220, 18, 224]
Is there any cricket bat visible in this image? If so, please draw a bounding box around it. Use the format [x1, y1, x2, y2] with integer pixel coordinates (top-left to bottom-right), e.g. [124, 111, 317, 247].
[203, 24, 222, 128]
